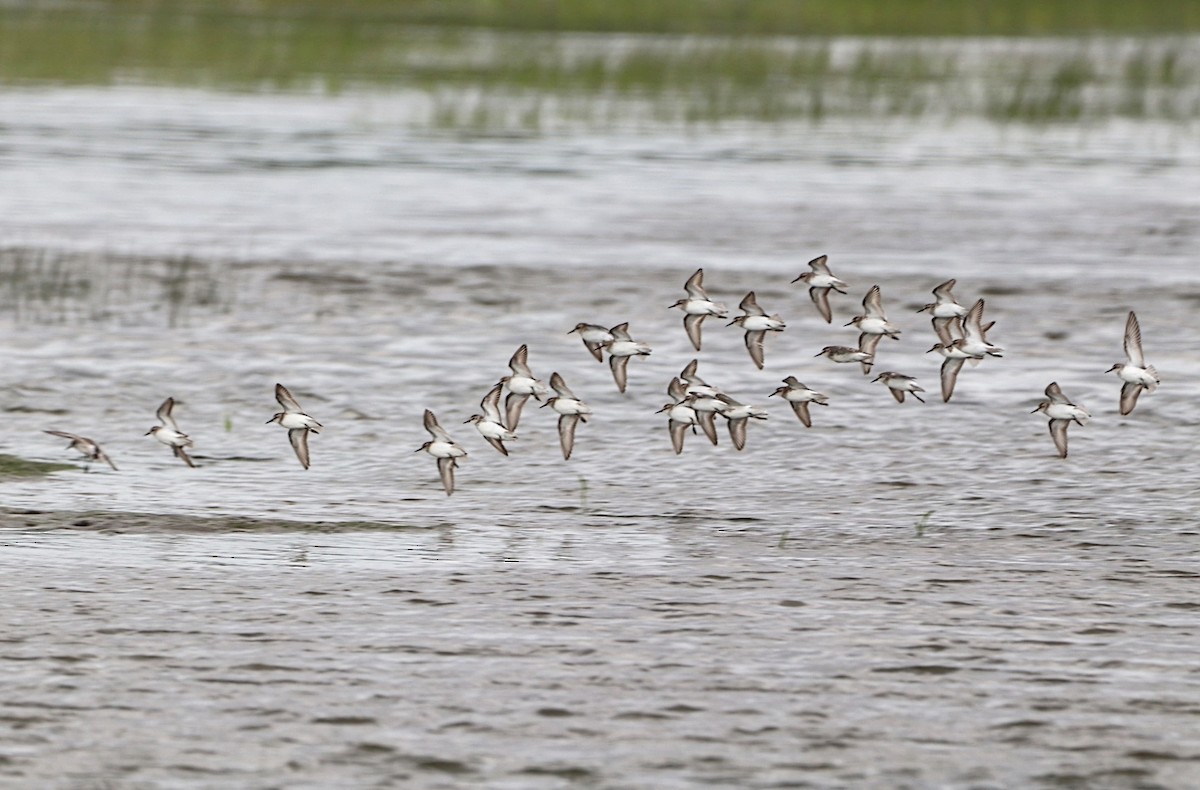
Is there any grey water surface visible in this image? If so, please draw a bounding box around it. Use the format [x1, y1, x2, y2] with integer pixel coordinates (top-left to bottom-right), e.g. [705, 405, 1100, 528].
[2, 83, 1200, 788]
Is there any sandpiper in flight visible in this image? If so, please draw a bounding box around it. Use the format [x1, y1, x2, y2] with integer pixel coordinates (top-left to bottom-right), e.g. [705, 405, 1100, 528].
[669, 268, 728, 351]
[872, 372, 927, 403]
[1032, 382, 1090, 458]
[465, 382, 517, 456]
[815, 345, 873, 368]
[500, 344, 548, 431]
[417, 409, 467, 495]
[769, 376, 829, 428]
[791, 254, 848, 323]
[657, 377, 699, 455]
[846, 285, 900, 374]
[44, 431, 118, 471]
[266, 383, 322, 469]
[543, 372, 592, 460]
[603, 322, 652, 393]
[715, 393, 767, 451]
[568, 322, 614, 363]
[1106, 310, 1159, 415]
[927, 341, 981, 403]
[728, 291, 786, 370]
[918, 278, 969, 345]
[145, 397, 195, 468]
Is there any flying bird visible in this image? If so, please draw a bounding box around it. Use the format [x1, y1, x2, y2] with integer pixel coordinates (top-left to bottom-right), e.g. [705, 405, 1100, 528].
[417, 409, 467, 495]
[266, 383, 322, 469]
[465, 382, 517, 456]
[669, 268, 728, 351]
[727, 292, 786, 370]
[791, 254, 848, 323]
[145, 397, 195, 468]
[1106, 311, 1159, 415]
[1032, 382, 1090, 458]
[44, 431, 117, 471]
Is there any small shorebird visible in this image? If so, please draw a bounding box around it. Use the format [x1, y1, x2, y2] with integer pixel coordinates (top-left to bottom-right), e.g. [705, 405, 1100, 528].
[769, 376, 828, 428]
[873, 371, 926, 403]
[568, 322, 614, 363]
[670, 268, 728, 351]
[417, 409, 467, 495]
[791, 254, 847, 323]
[657, 385, 699, 456]
[728, 291, 786, 370]
[542, 372, 591, 460]
[603, 322, 652, 393]
[716, 393, 767, 451]
[918, 279, 968, 345]
[957, 298, 1003, 362]
[846, 285, 900, 374]
[465, 382, 516, 456]
[1032, 382, 1090, 458]
[266, 383, 322, 469]
[1106, 311, 1159, 415]
[44, 431, 117, 471]
[926, 342, 981, 403]
[500, 344, 547, 431]
[145, 397, 195, 468]
[683, 390, 729, 446]
[815, 345, 873, 368]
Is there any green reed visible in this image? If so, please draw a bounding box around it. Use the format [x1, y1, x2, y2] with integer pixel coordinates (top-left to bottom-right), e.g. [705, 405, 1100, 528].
[1, 4, 1198, 130]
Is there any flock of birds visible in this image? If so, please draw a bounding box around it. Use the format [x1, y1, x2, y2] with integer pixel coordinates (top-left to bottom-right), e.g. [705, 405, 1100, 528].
[42, 256, 1160, 495]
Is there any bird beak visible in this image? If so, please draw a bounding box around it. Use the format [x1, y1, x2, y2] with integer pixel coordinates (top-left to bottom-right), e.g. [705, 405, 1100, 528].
[843, 320, 855, 327]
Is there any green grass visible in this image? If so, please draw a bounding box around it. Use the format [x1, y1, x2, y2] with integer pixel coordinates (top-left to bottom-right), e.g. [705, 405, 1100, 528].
[0, 454, 75, 477]
[1, 4, 1198, 130]
[59, 0, 1200, 36]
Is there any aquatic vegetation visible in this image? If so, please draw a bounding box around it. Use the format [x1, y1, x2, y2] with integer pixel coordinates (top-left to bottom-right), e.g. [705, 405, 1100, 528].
[0, 5, 1198, 131]
[0, 454, 75, 477]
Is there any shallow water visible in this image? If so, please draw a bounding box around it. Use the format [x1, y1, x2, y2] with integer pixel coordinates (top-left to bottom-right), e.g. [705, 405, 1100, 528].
[2, 81, 1200, 787]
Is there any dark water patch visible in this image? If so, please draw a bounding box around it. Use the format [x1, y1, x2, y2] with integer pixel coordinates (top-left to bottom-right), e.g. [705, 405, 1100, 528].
[872, 665, 961, 675]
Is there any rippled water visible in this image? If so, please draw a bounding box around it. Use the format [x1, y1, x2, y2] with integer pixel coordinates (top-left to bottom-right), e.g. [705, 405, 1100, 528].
[2, 83, 1200, 786]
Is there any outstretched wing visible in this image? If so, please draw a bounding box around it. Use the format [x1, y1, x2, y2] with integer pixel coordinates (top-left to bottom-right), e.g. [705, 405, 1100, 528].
[809, 287, 833, 323]
[288, 428, 311, 469]
[744, 330, 766, 370]
[156, 397, 181, 432]
[558, 414, 580, 460]
[1049, 419, 1070, 458]
[1124, 311, 1145, 368]
[683, 268, 708, 300]
[275, 383, 303, 413]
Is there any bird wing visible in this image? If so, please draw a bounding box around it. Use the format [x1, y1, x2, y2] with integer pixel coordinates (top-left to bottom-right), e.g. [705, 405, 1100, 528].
[809, 287, 833, 323]
[669, 420, 686, 455]
[727, 417, 747, 451]
[558, 414, 579, 460]
[550, 371, 576, 400]
[1049, 419, 1070, 458]
[739, 291, 765, 316]
[932, 316, 957, 345]
[932, 278, 956, 301]
[791, 401, 813, 428]
[1124, 311, 1145, 367]
[684, 268, 707, 300]
[173, 444, 196, 468]
[97, 447, 118, 471]
[808, 254, 832, 276]
[1044, 382, 1069, 404]
[437, 456, 457, 495]
[695, 409, 719, 445]
[275, 383, 303, 412]
[940, 357, 964, 403]
[424, 409, 453, 442]
[288, 428, 311, 469]
[1119, 381, 1143, 416]
[862, 285, 885, 319]
[668, 376, 688, 403]
[683, 314, 705, 351]
[609, 355, 630, 394]
[744, 330, 766, 370]
[156, 397, 180, 432]
[44, 430, 84, 442]
[890, 388, 906, 403]
[608, 322, 632, 341]
[508, 344, 533, 377]
[504, 392, 530, 432]
[962, 299, 986, 343]
[481, 382, 506, 424]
